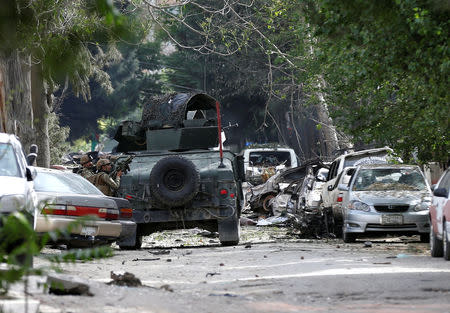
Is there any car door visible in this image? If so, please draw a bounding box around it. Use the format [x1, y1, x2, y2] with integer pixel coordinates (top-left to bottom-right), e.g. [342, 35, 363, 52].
[322, 159, 340, 208]
[431, 169, 450, 238]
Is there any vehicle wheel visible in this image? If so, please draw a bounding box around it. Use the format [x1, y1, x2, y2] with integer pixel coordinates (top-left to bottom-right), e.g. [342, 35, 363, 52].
[262, 194, 275, 213]
[149, 156, 200, 207]
[120, 235, 143, 250]
[343, 227, 356, 243]
[218, 211, 240, 246]
[430, 222, 443, 257]
[419, 233, 430, 243]
[331, 213, 343, 238]
[443, 223, 450, 261]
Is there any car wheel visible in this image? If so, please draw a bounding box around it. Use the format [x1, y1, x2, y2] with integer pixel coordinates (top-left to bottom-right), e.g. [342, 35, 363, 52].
[119, 235, 143, 250]
[262, 194, 275, 213]
[419, 233, 430, 243]
[430, 222, 443, 257]
[443, 223, 450, 261]
[342, 226, 356, 243]
[218, 211, 240, 246]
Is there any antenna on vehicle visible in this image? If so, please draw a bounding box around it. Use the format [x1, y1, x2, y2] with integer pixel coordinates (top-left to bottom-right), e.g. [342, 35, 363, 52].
[216, 101, 225, 168]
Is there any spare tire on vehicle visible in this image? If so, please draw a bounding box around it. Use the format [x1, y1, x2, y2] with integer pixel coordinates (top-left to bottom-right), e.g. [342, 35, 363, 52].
[149, 156, 200, 206]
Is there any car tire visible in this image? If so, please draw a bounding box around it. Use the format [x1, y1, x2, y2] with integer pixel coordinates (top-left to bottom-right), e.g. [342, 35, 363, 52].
[443, 223, 450, 261]
[342, 228, 356, 243]
[120, 235, 143, 250]
[262, 194, 275, 213]
[430, 222, 443, 257]
[218, 211, 240, 246]
[149, 156, 200, 207]
[419, 233, 430, 243]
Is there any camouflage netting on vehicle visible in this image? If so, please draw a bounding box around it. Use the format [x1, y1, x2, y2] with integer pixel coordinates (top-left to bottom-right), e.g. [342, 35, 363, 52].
[141, 93, 217, 130]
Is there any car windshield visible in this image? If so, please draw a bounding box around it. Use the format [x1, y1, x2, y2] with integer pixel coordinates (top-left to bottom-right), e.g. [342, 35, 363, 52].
[249, 151, 291, 167]
[353, 168, 426, 191]
[0, 143, 20, 177]
[34, 171, 104, 195]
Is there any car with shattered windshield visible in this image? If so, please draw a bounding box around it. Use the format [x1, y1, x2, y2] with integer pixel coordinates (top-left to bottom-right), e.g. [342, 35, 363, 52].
[338, 164, 431, 243]
[33, 167, 136, 248]
[113, 93, 245, 248]
[321, 147, 399, 216]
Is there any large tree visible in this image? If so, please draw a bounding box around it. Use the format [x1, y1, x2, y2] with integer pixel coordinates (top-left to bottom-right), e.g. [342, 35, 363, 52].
[0, 0, 145, 166]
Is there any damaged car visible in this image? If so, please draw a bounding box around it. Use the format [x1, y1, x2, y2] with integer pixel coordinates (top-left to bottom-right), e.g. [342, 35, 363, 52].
[247, 165, 308, 213]
[339, 164, 431, 243]
[33, 167, 136, 248]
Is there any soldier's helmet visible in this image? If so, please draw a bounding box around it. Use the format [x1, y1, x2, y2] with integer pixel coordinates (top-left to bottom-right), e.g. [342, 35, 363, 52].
[80, 154, 91, 165]
[96, 158, 111, 171]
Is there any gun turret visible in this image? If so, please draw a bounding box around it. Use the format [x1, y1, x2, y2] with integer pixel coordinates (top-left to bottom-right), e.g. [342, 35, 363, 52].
[111, 155, 135, 179]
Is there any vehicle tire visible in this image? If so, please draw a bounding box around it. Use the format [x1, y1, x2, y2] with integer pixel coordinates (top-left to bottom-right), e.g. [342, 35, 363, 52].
[218, 211, 240, 246]
[120, 235, 143, 250]
[332, 213, 343, 238]
[262, 194, 275, 213]
[430, 222, 443, 257]
[149, 156, 200, 207]
[443, 223, 450, 261]
[343, 228, 356, 243]
[419, 233, 430, 243]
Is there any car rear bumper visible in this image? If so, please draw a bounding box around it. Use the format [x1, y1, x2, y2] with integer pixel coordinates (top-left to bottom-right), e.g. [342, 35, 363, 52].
[343, 210, 430, 234]
[35, 216, 122, 238]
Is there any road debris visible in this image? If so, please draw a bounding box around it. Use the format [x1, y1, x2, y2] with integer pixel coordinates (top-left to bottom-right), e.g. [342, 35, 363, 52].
[160, 284, 174, 292]
[47, 274, 93, 296]
[149, 250, 171, 255]
[107, 271, 142, 287]
[132, 258, 160, 262]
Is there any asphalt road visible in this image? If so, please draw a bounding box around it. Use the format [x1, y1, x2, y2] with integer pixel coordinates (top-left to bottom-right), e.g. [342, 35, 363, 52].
[33, 226, 450, 313]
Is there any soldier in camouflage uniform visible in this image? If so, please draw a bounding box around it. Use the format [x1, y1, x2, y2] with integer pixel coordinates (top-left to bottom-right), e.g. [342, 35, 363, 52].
[93, 158, 123, 196]
[79, 154, 96, 183]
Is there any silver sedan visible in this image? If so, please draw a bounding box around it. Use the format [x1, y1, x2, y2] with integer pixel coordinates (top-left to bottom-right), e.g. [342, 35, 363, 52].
[338, 164, 431, 243]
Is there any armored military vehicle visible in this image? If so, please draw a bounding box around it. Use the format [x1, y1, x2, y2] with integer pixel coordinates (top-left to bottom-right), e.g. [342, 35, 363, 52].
[113, 93, 244, 248]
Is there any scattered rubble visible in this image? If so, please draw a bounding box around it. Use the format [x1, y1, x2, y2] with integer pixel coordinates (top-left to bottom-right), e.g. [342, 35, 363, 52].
[107, 271, 142, 287]
[47, 273, 93, 296]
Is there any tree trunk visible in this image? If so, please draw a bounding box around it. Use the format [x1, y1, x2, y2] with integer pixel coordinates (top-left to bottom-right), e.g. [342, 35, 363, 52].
[31, 64, 50, 167]
[0, 50, 34, 151]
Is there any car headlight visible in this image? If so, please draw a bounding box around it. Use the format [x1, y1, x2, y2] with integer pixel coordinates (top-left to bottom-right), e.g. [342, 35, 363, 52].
[413, 202, 430, 212]
[0, 195, 26, 212]
[348, 200, 371, 212]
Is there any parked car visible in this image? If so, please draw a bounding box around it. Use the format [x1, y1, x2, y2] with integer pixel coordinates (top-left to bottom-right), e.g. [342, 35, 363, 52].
[0, 132, 37, 265]
[0, 133, 37, 218]
[33, 167, 135, 248]
[321, 147, 398, 216]
[330, 166, 356, 236]
[242, 146, 298, 186]
[429, 168, 450, 259]
[338, 164, 431, 243]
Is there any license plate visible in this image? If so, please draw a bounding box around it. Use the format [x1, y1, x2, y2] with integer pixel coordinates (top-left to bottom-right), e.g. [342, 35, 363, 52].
[81, 226, 97, 236]
[381, 214, 403, 225]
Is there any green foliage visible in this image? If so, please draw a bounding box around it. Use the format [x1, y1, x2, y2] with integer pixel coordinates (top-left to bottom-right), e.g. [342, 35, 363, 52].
[303, 0, 449, 163]
[0, 212, 113, 294]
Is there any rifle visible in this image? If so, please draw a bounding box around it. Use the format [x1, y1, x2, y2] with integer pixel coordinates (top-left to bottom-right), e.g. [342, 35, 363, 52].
[111, 155, 135, 179]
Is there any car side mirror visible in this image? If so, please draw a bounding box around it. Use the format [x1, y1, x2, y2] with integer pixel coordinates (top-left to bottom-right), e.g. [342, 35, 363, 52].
[26, 167, 36, 181]
[26, 153, 37, 166]
[338, 184, 349, 191]
[434, 187, 448, 198]
[327, 185, 334, 191]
